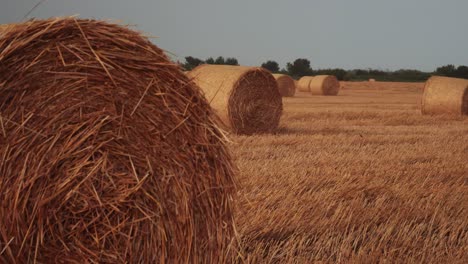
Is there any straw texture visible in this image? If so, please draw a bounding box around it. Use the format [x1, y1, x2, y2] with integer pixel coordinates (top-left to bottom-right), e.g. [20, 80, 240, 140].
[188, 64, 282, 135]
[421, 76, 468, 115]
[309, 75, 340, 96]
[297, 76, 314, 92]
[0, 18, 237, 263]
[0, 24, 11, 37]
[273, 74, 296, 97]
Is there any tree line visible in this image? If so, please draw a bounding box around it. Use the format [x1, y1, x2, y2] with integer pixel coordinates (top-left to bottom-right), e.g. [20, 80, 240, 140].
[181, 56, 468, 82]
[182, 56, 239, 70]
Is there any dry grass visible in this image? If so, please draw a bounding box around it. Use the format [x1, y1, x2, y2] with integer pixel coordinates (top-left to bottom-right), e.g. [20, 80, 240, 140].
[231, 81, 468, 263]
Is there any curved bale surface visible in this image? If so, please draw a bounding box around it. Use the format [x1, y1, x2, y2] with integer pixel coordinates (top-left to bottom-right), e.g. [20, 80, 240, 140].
[297, 76, 314, 92]
[0, 18, 237, 263]
[421, 76, 468, 115]
[309, 75, 340, 96]
[0, 24, 11, 37]
[273, 74, 296, 97]
[188, 64, 283, 135]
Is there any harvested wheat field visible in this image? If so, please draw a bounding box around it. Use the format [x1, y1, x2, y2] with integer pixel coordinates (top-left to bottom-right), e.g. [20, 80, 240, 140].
[232, 81, 468, 263]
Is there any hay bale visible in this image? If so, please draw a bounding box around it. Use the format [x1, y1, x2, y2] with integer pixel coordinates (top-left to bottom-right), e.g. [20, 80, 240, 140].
[309, 75, 340, 95]
[0, 18, 236, 263]
[0, 24, 11, 37]
[297, 76, 314, 92]
[421, 76, 468, 115]
[369, 78, 376, 82]
[272, 74, 296, 97]
[188, 64, 282, 134]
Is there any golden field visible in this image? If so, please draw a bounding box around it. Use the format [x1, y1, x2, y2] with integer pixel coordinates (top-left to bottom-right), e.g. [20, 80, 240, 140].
[232, 81, 468, 263]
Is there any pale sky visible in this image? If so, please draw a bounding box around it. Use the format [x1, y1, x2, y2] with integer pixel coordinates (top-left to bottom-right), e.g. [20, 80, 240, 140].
[1, 0, 467, 71]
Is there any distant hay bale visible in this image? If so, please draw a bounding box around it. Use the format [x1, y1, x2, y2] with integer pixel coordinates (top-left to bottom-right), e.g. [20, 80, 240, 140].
[421, 76, 468, 115]
[188, 64, 283, 134]
[0, 18, 236, 263]
[297, 76, 314, 92]
[369, 78, 376, 82]
[273, 74, 296, 97]
[309, 75, 340, 96]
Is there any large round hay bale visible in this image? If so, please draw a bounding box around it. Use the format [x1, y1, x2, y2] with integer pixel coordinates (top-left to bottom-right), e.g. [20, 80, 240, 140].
[272, 74, 296, 97]
[309, 75, 340, 95]
[0, 24, 11, 37]
[421, 76, 468, 115]
[297, 76, 314, 92]
[0, 18, 236, 263]
[188, 64, 282, 134]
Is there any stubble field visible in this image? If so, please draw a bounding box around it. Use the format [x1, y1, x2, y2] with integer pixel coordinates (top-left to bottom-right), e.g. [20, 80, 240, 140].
[231, 81, 468, 263]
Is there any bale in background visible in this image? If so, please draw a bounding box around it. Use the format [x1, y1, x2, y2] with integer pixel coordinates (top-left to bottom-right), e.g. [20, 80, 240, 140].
[188, 64, 282, 134]
[0, 18, 236, 263]
[273, 74, 296, 97]
[369, 78, 376, 82]
[421, 76, 468, 115]
[297, 76, 314, 92]
[309, 75, 340, 96]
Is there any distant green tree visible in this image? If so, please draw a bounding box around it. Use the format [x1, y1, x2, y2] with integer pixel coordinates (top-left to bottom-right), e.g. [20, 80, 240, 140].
[225, 57, 239, 65]
[436, 64, 457, 77]
[205, 57, 215, 64]
[392, 69, 430, 82]
[456, 65, 468, 79]
[261, 60, 280, 73]
[279, 68, 289, 75]
[340, 68, 431, 82]
[214, 56, 225, 65]
[183, 56, 204, 71]
[204, 56, 238, 65]
[315, 68, 348, 81]
[286, 58, 313, 77]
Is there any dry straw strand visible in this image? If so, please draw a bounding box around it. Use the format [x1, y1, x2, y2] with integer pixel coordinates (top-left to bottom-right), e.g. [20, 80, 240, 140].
[273, 74, 296, 97]
[0, 18, 237, 263]
[421, 76, 468, 115]
[0, 24, 12, 38]
[188, 64, 283, 135]
[309, 75, 340, 96]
